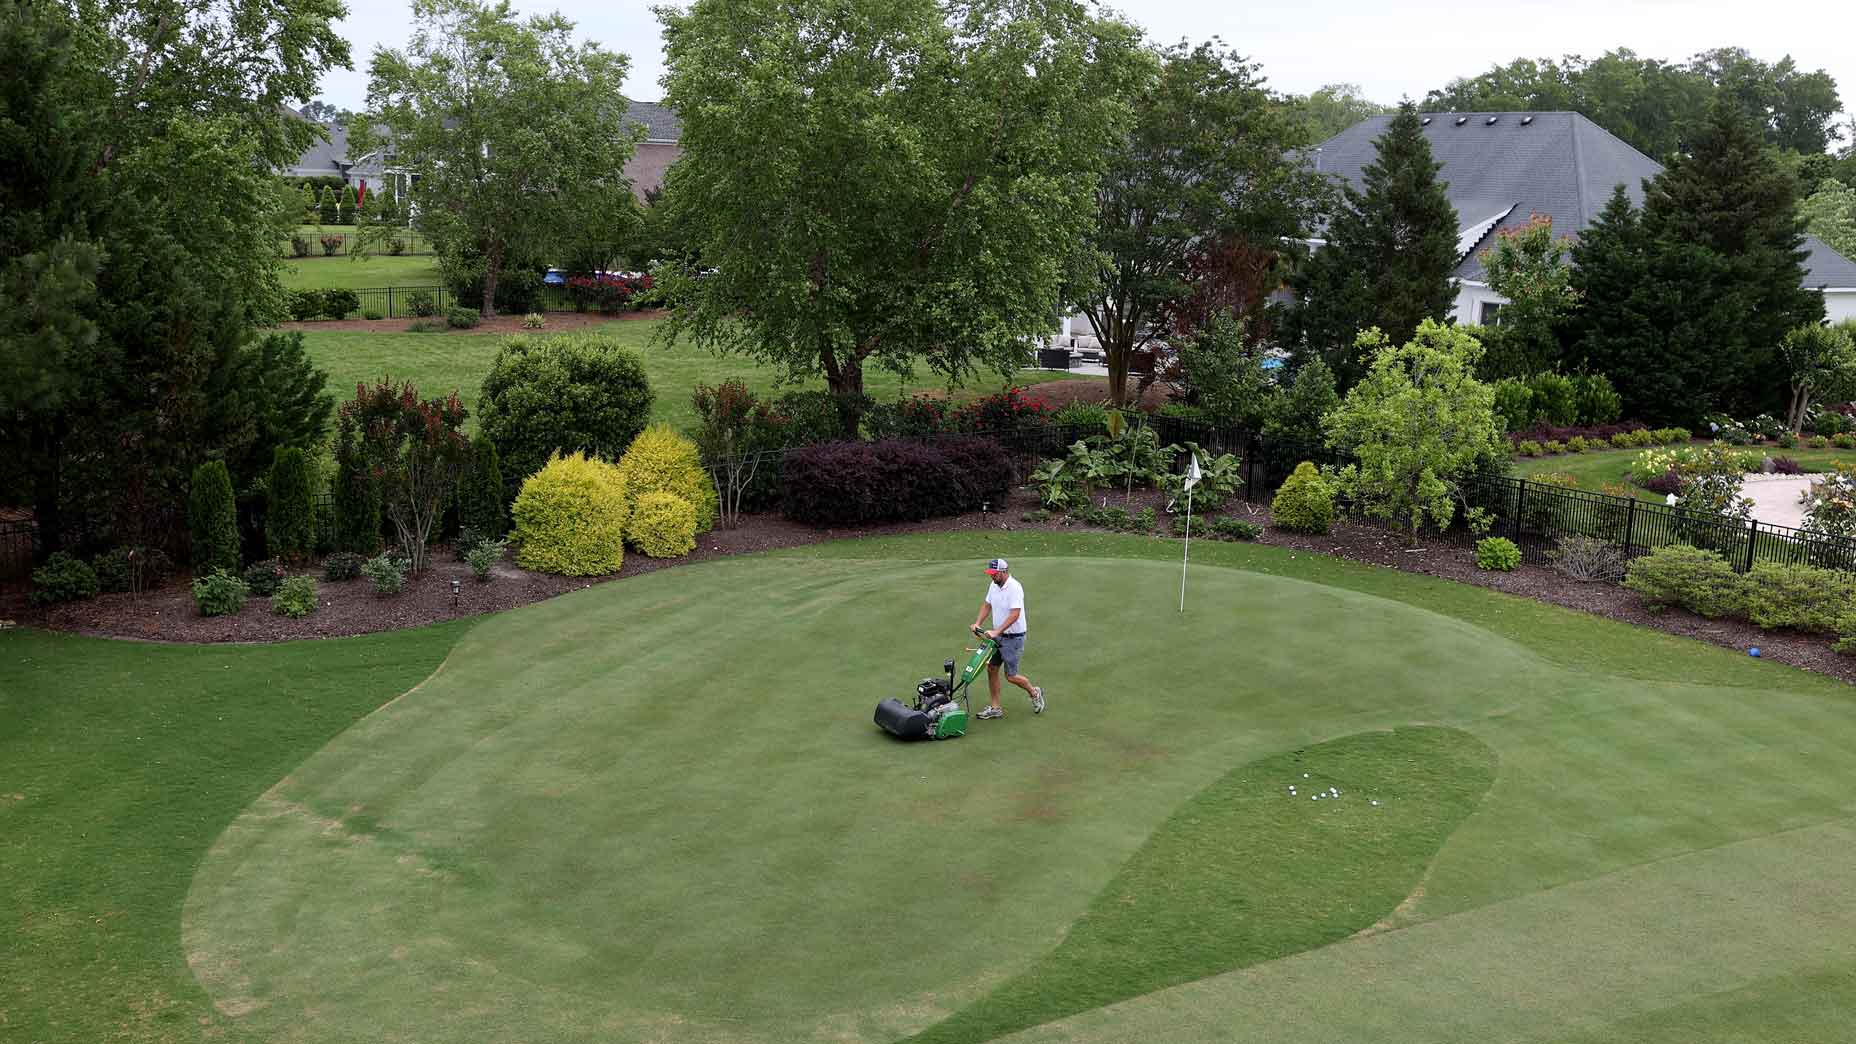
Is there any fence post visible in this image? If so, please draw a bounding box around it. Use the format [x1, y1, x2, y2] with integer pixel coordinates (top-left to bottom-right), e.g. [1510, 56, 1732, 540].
[1623, 497, 1637, 557]
[1512, 479, 1527, 539]
[1746, 519, 1758, 573]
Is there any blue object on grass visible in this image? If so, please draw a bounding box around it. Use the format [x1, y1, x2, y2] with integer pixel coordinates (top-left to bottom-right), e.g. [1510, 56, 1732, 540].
[1749, 647, 1761, 658]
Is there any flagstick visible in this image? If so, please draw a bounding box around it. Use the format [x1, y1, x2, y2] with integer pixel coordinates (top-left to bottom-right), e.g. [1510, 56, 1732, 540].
[1179, 484, 1192, 613]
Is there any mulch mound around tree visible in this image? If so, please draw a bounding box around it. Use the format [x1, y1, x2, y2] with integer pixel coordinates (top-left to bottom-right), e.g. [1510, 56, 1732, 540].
[275, 309, 665, 336]
[15, 488, 1856, 686]
[1017, 379, 1175, 412]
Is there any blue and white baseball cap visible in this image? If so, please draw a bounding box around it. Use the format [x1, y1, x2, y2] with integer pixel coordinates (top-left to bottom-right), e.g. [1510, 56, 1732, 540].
[985, 558, 1009, 576]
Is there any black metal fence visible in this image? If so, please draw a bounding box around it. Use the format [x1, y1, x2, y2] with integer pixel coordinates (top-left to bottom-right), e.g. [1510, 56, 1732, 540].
[282, 230, 435, 257]
[322, 284, 593, 319]
[0, 517, 35, 591]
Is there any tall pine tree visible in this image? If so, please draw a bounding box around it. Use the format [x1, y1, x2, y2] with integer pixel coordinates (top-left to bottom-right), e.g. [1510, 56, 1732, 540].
[1284, 101, 1459, 390]
[1565, 97, 1821, 422]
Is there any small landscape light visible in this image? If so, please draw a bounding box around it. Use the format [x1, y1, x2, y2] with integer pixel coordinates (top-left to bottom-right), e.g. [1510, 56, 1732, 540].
[450, 577, 460, 608]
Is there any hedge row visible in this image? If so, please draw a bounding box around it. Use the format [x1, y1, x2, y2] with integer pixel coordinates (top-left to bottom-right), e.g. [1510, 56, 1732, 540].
[780, 437, 1012, 526]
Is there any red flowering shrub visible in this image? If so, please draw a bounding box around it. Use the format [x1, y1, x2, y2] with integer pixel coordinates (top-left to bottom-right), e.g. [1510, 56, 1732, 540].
[567, 273, 654, 313]
[946, 387, 1046, 433]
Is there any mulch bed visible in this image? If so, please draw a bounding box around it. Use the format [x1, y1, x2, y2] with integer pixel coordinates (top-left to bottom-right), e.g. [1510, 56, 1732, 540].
[276, 309, 665, 336]
[11, 487, 1855, 686]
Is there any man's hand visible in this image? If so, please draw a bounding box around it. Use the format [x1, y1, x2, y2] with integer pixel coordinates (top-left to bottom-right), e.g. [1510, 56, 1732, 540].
[985, 628, 1001, 640]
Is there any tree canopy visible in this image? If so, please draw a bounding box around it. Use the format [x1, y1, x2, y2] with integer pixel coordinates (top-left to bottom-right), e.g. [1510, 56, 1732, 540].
[1073, 39, 1324, 405]
[360, 0, 640, 315]
[656, 0, 1147, 427]
[1475, 214, 1575, 379]
[1284, 83, 1395, 143]
[1427, 47, 1844, 159]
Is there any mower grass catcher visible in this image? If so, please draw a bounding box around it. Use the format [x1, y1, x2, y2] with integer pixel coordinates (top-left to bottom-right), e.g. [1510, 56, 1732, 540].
[874, 628, 997, 740]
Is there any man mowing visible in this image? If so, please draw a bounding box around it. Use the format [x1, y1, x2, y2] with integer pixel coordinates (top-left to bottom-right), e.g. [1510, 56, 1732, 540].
[970, 557, 1044, 719]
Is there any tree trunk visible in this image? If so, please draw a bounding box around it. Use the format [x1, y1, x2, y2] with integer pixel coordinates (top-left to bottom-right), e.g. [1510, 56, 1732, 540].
[1789, 383, 1811, 436]
[481, 241, 503, 317]
[29, 421, 65, 556]
[1103, 313, 1137, 408]
[820, 351, 865, 437]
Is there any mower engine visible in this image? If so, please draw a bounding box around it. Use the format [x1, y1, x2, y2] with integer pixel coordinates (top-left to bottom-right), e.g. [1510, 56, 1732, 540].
[874, 657, 970, 740]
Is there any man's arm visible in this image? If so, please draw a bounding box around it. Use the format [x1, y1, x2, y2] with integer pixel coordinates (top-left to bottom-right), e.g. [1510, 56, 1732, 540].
[988, 608, 1021, 638]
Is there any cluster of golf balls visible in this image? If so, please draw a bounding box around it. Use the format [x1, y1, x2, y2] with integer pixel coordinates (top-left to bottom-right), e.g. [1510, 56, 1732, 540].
[1288, 772, 1380, 806]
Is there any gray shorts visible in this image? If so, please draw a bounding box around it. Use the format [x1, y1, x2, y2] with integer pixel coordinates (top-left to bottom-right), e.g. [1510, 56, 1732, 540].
[989, 632, 1026, 675]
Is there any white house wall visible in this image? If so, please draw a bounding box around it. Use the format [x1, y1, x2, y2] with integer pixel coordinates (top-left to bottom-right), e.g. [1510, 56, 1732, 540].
[1825, 291, 1856, 324]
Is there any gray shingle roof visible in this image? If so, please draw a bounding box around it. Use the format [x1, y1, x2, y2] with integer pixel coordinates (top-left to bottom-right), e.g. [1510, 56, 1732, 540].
[1312, 112, 1661, 282]
[1802, 235, 1856, 289]
[1312, 111, 1856, 291]
[624, 99, 681, 142]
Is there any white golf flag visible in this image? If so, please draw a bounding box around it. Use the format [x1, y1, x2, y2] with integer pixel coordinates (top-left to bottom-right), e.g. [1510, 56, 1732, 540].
[1184, 452, 1202, 491]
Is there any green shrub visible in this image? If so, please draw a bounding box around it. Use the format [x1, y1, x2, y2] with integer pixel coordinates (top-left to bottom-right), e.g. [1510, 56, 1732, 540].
[1491, 378, 1534, 432]
[1836, 433, 1856, 450]
[322, 551, 366, 581]
[1170, 513, 1210, 537]
[1808, 434, 1831, 449]
[271, 575, 318, 618]
[1527, 372, 1579, 426]
[188, 460, 241, 577]
[362, 552, 409, 595]
[242, 558, 288, 596]
[362, 308, 385, 321]
[290, 235, 311, 258]
[406, 290, 438, 317]
[616, 424, 717, 533]
[265, 447, 315, 562]
[331, 419, 382, 555]
[1624, 545, 1746, 618]
[1050, 400, 1112, 432]
[1475, 536, 1522, 572]
[1573, 373, 1622, 425]
[1629, 428, 1657, 447]
[1609, 432, 1634, 449]
[1743, 563, 1851, 634]
[520, 313, 546, 330]
[465, 537, 507, 581]
[446, 306, 481, 329]
[388, 237, 407, 256]
[1211, 517, 1263, 541]
[630, 491, 698, 558]
[1095, 506, 1132, 531]
[478, 333, 656, 501]
[319, 234, 341, 256]
[459, 434, 508, 538]
[190, 569, 250, 617]
[1656, 427, 1692, 444]
[1516, 440, 1543, 457]
[91, 546, 176, 593]
[1270, 462, 1334, 534]
[512, 451, 628, 576]
[1134, 506, 1157, 532]
[1565, 435, 1591, 453]
[322, 289, 359, 320]
[1021, 508, 1051, 523]
[29, 552, 100, 606]
[1542, 440, 1564, 454]
[1777, 432, 1797, 450]
[287, 289, 324, 322]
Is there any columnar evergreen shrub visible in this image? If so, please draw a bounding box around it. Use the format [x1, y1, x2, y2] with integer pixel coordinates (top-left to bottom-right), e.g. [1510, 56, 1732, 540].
[191, 570, 250, 616]
[265, 447, 315, 562]
[459, 434, 508, 538]
[1623, 544, 1746, 618]
[511, 451, 628, 576]
[29, 552, 99, 606]
[188, 460, 241, 576]
[332, 418, 381, 554]
[1270, 462, 1335, 534]
[617, 424, 718, 532]
[630, 491, 698, 558]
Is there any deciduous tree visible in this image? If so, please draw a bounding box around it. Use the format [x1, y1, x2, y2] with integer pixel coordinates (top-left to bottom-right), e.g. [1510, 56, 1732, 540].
[657, 0, 1146, 430]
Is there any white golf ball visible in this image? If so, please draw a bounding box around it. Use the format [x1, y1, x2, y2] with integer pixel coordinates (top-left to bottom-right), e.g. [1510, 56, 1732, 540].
[1303, 773, 1310, 778]
[1371, 800, 1380, 806]
[1312, 796, 1319, 801]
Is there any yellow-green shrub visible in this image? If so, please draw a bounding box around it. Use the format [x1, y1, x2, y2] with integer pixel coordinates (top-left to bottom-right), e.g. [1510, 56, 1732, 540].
[617, 424, 718, 532]
[511, 452, 628, 576]
[630, 491, 698, 558]
[1270, 462, 1334, 534]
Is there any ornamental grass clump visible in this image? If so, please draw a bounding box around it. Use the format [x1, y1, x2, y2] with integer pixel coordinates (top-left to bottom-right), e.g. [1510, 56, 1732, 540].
[512, 451, 628, 576]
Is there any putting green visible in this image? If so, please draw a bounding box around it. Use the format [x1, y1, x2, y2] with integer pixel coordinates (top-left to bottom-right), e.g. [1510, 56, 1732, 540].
[180, 550, 1856, 1042]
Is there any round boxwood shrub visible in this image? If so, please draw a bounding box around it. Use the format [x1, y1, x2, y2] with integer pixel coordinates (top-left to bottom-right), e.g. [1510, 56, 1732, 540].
[1270, 462, 1334, 535]
[242, 558, 288, 596]
[91, 546, 176, 593]
[478, 334, 655, 502]
[511, 451, 628, 576]
[188, 460, 241, 577]
[630, 491, 698, 558]
[322, 551, 366, 581]
[1475, 536, 1522, 572]
[446, 306, 481, 329]
[30, 551, 100, 606]
[191, 569, 250, 617]
[617, 424, 717, 533]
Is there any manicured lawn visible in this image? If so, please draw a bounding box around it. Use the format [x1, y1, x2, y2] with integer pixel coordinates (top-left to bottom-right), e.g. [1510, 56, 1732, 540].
[14, 532, 1856, 1042]
[280, 253, 443, 292]
[1516, 445, 1856, 502]
[299, 319, 1087, 435]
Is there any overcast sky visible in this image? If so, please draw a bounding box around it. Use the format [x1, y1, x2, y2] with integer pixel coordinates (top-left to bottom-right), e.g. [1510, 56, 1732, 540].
[315, 0, 1854, 142]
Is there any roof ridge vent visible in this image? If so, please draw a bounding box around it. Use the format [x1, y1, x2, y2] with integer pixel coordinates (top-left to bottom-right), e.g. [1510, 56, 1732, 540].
[1486, 115, 1499, 125]
[1421, 116, 1433, 126]
[1455, 115, 1469, 126]
[1520, 114, 1535, 126]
